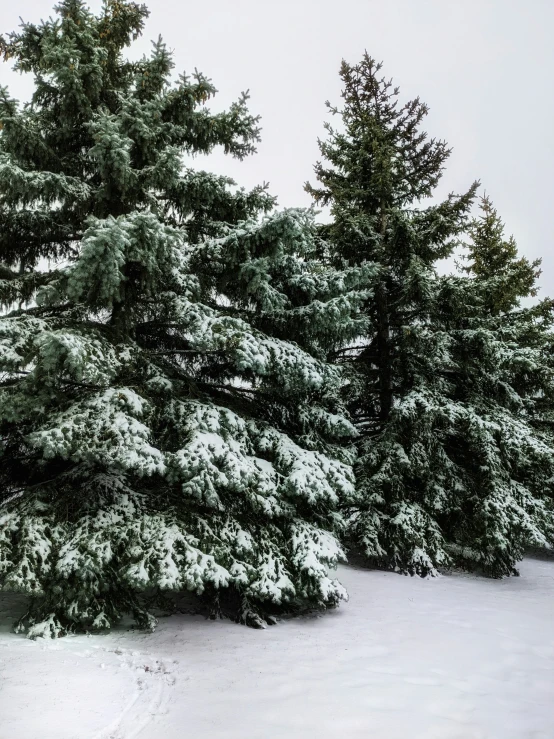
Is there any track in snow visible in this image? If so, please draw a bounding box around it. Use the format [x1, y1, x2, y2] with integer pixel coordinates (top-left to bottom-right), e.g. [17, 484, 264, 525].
[92, 648, 174, 739]
[1, 555, 554, 739]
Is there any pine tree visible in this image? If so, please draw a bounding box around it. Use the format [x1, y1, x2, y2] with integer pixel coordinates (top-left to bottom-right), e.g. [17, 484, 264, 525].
[0, 1, 358, 637]
[462, 194, 542, 314]
[444, 196, 554, 573]
[306, 55, 478, 575]
[306, 55, 553, 577]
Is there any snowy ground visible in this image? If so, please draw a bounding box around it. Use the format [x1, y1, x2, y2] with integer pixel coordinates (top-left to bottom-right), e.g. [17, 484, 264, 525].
[1, 557, 554, 739]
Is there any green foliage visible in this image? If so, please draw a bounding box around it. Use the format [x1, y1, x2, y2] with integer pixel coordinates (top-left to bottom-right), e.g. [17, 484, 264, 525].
[308, 54, 554, 577]
[2, 3, 553, 638]
[0, 1, 359, 636]
[462, 195, 542, 315]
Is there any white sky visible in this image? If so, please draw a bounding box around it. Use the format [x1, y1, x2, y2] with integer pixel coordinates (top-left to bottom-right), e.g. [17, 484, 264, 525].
[2, 0, 554, 293]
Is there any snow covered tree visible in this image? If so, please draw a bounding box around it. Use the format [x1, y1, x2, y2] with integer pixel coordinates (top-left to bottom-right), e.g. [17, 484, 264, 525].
[307, 55, 553, 577]
[443, 196, 554, 573]
[306, 54, 478, 576]
[462, 194, 542, 315]
[0, 1, 358, 637]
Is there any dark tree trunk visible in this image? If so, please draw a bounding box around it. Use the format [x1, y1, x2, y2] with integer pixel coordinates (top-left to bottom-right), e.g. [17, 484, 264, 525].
[376, 203, 392, 424]
[375, 278, 392, 424]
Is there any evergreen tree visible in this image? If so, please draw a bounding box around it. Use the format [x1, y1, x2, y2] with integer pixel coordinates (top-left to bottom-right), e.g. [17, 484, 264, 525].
[446, 196, 554, 572]
[0, 1, 358, 637]
[307, 55, 554, 576]
[462, 194, 542, 315]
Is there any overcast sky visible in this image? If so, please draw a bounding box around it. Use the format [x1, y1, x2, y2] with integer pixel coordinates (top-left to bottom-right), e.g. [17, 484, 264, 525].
[2, 0, 554, 294]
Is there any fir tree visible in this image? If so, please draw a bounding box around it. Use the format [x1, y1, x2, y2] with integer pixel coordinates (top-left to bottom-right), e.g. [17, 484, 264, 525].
[462, 194, 542, 315]
[445, 196, 554, 573]
[307, 55, 553, 576]
[0, 1, 358, 636]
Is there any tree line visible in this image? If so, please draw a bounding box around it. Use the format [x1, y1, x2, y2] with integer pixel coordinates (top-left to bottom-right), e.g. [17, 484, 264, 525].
[1, 0, 552, 637]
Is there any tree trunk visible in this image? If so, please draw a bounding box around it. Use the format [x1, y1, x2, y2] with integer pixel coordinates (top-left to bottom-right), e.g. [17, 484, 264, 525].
[376, 202, 392, 424]
[110, 292, 131, 339]
[375, 278, 392, 423]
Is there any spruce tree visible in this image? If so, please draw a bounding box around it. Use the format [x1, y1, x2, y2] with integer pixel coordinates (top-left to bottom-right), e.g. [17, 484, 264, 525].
[307, 55, 553, 577]
[446, 196, 554, 572]
[462, 194, 542, 315]
[306, 55, 478, 575]
[0, 1, 357, 637]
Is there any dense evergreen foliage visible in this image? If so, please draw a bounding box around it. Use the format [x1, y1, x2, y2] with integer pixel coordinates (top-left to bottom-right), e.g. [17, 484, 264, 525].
[0, 0, 363, 636]
[1, 3, 552, 638]
[450, 197, 554, 572]
[306, 55, 554, 576]
[462, 195, 542, 315]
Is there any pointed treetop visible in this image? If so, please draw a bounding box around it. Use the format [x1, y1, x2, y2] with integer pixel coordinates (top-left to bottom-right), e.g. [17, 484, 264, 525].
[464, 194, 542, 314]
[306, 53, 453, 210]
